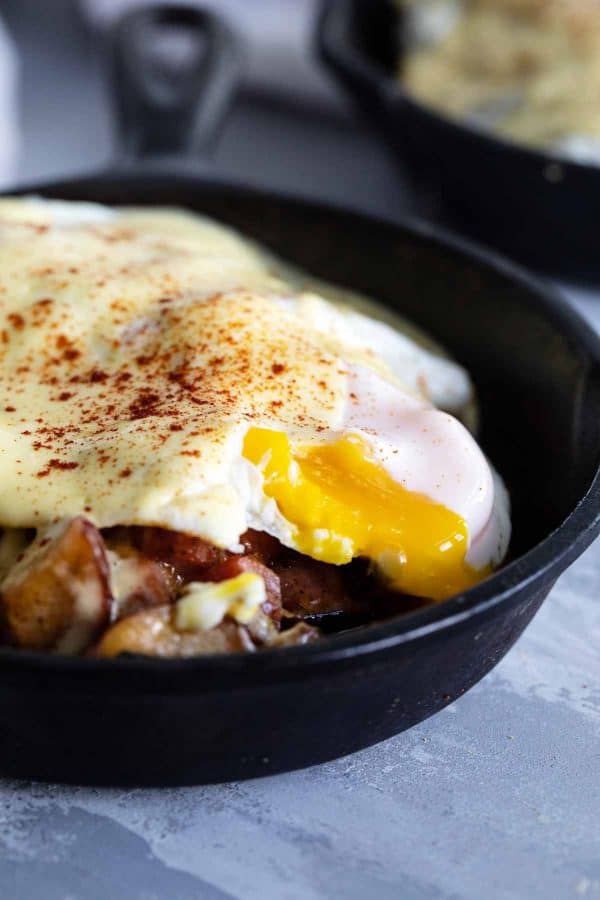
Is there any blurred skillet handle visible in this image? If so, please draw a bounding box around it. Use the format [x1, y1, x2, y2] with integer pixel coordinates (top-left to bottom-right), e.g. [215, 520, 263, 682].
[316, 0, 397, 108]
[111, 4, 240, 161]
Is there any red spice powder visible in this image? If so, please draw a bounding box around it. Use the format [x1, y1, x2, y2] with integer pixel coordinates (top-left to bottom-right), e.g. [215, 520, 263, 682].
[7, 313, 25, 330]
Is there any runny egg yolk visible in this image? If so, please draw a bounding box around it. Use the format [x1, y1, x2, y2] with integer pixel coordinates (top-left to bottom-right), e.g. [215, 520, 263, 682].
[243, 428, 487, 601]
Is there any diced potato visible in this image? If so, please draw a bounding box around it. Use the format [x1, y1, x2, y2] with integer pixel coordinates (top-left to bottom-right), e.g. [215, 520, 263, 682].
[93, 605, 255, 658]
[266, 622, 321, 648]
[0, 517, 111, 653]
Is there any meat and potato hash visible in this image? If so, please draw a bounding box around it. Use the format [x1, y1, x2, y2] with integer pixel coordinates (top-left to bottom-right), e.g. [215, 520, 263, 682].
[0, 521, 340, 656]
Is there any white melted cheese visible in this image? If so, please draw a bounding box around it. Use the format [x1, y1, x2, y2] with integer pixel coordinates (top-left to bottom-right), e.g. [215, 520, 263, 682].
[176, 573, 266, 631]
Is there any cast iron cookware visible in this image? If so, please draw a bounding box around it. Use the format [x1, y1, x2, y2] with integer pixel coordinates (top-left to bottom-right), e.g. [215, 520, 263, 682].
[318, 0, 600, 275]
[1, 5, 599, 785]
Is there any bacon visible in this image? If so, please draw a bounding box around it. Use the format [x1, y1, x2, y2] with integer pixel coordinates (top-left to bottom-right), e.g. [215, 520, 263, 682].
[125, 527, 281, 581]
[127, 527, 228, 580]
[239, 530, 282, 564]
[274, 552, 356, 618]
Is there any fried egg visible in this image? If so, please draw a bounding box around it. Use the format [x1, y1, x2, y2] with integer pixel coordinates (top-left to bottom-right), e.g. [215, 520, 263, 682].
[0, 198, 510, 601]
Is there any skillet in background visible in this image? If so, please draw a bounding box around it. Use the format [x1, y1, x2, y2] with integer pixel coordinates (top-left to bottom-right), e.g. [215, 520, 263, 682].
[318, 0, 600, 276]
[0, 5, 599, 785]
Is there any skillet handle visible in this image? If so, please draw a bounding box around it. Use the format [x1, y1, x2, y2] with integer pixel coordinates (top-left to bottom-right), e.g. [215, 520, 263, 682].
[111, 4, 240, 161]
[316, 0, 397, 108]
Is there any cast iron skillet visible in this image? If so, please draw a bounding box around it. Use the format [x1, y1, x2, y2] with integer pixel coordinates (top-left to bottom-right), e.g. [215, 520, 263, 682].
[318, 0, 600, 276]
[1, 5, 599, 786]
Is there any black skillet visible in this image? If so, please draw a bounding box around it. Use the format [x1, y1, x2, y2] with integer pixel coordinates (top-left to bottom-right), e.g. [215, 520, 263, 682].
[1, 4, 600, 786]
[317, 0, 600, 276]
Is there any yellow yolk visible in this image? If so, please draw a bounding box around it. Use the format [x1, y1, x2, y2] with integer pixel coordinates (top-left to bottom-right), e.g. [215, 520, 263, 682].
[243, 428, 487, 601]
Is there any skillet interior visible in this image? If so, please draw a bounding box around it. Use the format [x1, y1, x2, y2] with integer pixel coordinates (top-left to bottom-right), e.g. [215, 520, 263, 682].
[1, 173, 599, 784]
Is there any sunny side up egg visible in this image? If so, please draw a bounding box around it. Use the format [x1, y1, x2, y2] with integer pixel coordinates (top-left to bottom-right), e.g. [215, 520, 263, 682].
[0, 198, 510, 602]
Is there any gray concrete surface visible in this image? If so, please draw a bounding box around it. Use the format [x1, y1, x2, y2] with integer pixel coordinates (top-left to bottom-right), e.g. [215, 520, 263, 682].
[0, 2, 599, 898]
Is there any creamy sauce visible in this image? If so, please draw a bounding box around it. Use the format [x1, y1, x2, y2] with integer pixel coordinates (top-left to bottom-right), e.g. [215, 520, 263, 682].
[0, 198, 510, 597]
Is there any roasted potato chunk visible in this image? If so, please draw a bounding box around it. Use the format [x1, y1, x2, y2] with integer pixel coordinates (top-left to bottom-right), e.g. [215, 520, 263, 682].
[266, 622, 320, 648]
[0, 517, 111, 653]
[93, 605, 255, 658]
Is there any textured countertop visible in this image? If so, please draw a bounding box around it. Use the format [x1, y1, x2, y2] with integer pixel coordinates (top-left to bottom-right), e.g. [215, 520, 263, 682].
[1, 3, 599, 898]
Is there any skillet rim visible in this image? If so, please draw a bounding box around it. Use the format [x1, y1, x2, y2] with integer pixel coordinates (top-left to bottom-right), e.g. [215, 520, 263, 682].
[1, 169, 599, 681]
[318, 0, 600, 180]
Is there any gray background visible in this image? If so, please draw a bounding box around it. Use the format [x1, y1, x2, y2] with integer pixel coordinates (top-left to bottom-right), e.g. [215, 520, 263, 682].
[1, 2, 599, 898]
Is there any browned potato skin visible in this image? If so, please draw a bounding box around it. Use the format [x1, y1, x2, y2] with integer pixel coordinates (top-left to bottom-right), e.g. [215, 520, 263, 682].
[0, 517, 111, 653]
[92, 607, 320, 657]
[267, 622, 320, 648]
[92, 606, 255, 658]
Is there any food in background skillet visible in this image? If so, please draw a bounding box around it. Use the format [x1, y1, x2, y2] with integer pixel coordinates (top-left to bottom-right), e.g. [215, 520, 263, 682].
[400, 0, 600, 160]
[0, 198, 510, 658]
